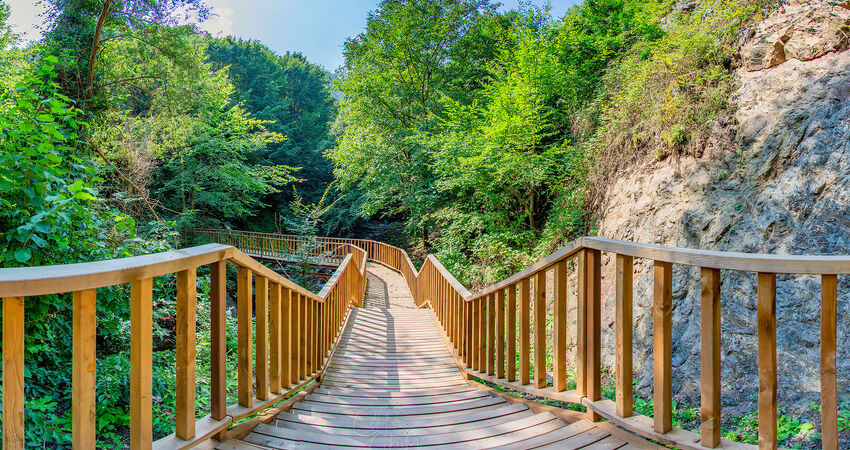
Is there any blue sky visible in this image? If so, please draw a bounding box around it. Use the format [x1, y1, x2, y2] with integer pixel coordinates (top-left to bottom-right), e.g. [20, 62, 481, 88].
[6, 0, 581, 71]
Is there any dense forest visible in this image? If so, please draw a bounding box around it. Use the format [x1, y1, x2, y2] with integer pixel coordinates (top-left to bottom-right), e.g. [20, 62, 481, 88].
[0, 0, 789, 446]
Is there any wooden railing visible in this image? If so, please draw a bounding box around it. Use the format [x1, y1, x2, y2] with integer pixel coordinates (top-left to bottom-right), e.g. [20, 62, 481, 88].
[0, 238, 366, 449]
[195, 229, 847, 450]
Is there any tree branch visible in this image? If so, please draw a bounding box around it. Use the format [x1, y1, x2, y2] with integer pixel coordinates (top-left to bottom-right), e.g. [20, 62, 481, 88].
[87, 0, 114, 98]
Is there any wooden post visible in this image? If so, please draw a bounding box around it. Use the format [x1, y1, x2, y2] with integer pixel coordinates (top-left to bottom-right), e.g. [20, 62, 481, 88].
[821, 274, 838, 450]
[210, 261, 226, 442]
[496, 288, 506, 379]
[758, 273, 777, 448]
[270, 283, 282, 394]
[254, 276, 269, 400]
[300, 295, 308, 378]
[281, 287, 292, 389]
[478, 298, 487, 372]
[237, 267, 253, 408]
[700, 267, 721, 447]
[519, 278, 531, 385]
[507, 284, 517, 382]
[585, 249, 602, 422]
[616, 255, 634, 417]
[2, 297, 24, 448]
[534, 270, 547, 389]
[464, 301, 473, 366]
[131, 278, 153, 448]
[487, 293, 496, 376]
[292, 291, 300, 384]
[577, 251, 587, 395]
[554, 261, 567, 392]
[73, 290, 97, 448]
[176, 269, 197, 439]
[653, 261, 673, 433]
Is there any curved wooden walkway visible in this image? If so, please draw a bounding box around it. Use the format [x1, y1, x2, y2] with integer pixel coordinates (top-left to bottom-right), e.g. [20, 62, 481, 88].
[219, 264, 654, 449]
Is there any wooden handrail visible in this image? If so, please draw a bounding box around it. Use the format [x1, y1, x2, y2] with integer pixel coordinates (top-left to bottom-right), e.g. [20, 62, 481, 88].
[0, 235, 367, 449]
[191, 228, 847, 450]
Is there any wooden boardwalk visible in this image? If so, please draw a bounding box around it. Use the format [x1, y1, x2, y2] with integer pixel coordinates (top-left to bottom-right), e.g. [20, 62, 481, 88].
[219, 264, 653, 449]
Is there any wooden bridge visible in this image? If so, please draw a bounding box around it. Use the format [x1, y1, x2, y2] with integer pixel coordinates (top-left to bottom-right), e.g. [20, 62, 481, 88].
[0, 229, 845, 449]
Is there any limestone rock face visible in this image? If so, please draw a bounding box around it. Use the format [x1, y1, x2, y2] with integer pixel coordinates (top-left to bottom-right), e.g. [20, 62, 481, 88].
[595, 4, 850, 415]
[740, 0, 850, 70]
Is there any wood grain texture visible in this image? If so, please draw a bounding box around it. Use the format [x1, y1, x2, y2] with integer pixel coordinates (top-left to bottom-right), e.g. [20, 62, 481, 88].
[3, 297, 25, 449]
[506, 283, 517, 383]
[758, 273, 777, 449]
[821, 274, 838, 450]
[270, 283, 282, 394]
[700, 267, 721, 447]
[519, 277, 531, 385]
[176, 269, 197, 439]
[210, 261, 227, 422]
[237, 267, 254, 408]
[615, 255, 633, 418]
[496, 288, 506, 379]
[487, 293, 496, 376]
[256, 276, 269, 400]
[131, 278, 153, 448]
[576, 251, 587, 396]
[554, 261, 567, 392]
[533, 270, 546, 389]
[653, 261, 672, 433]
[585, 249, 602, 422]
[73, 290, 97, 448]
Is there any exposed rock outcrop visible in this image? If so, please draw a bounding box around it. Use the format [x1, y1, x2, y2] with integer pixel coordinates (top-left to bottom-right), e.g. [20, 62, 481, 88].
[596, 0, 850, 416]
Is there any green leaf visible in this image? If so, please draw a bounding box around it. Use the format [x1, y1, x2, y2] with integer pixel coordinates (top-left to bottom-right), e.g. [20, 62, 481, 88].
[73, 191, 95, 201]
[14, 247, 32, 263]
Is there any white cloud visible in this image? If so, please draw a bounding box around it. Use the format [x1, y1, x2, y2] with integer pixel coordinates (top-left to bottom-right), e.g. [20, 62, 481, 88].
[200, 4, 235, 37]
[5, 0, 48, 42]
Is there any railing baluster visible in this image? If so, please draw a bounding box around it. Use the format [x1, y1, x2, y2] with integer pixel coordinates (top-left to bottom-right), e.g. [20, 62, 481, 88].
[73, 289, 97, 448]
[464, 300, 472, 366]
[281, 287, 292, 389]
[131, 278, 153, 447]
[653, 261, 673, 432]
[478, 298, 487, 372]
[300, 294, 308, 379]
[210, 261, 227, 440]
[496, 288, 506, 379]
[821, 274, 838, 450]
[616, 255, 634, 417]
[534, 270, 546, 389]
[700, 267, 721, 447]
[519, 277, 531, 385]
[2, 297, 24, 447]
[507, 284, 517, 382]
[577, 251, 586, 395]
[554, 260, 567, 392]
[584, 249, 602, 421]
[757, 273, 777, 448]
[176, 269, 197, 439]
[471, 298, 480, 371]
[256, 276, 269, 400]
[291, 290, 300, 383]
[270, 283, 282, 394]
[487, 293, 496, 376]
[237, 267, 254, 407]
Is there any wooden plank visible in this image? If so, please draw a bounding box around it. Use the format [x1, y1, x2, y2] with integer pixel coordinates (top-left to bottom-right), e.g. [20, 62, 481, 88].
[586, 249, 602, 422]
[284, 288, 294, 388]
[464, 300, 472, 366]
[237, 267, 254, 408]
[478, 298, 487, 372]
[700, 267, 721, 447]
[653, 261, 672, 433]
[176, 268, 197, 439]
[73, 290, 97, 448]
[758, 273, 777, 448]
[821, 274, 838, 450]
[496, 288, 506, 379]
[289, 291, 302, 384]
[270, 283, 282, 394]
[554, 261, 567, 392]
[300, 294, 308, 379]
[256, 276, 269, 400]
[507, 283, 517, 382]
[487, 293, 496, 376]
[616, 255, 633, 418]
[534, 270, 547, 389]
[577, 251, 587, 395]
[210, 261, 227, 423]
[519, 277, 531, 385]
[131, 278, 153, 448]
[2, 297, 24, 449]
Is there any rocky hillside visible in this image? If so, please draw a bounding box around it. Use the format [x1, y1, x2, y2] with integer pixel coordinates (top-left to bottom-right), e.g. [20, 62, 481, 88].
[594, 0, 850, 416]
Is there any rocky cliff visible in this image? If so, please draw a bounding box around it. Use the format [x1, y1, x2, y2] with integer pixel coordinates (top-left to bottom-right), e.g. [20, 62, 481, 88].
[595, 0, 850, 416]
